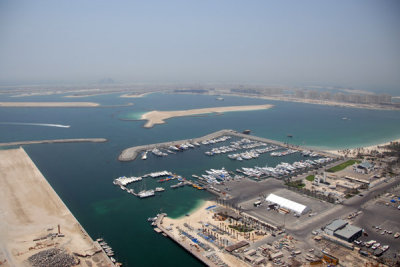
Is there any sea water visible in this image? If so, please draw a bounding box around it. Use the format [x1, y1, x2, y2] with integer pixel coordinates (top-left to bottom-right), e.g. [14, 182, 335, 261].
[1, 92, 400, 266]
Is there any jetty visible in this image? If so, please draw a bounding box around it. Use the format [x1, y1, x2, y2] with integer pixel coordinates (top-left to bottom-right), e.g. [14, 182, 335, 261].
[0, 147, 115, 266]
[0, 138, 107, 147]
[118, 129, 336, 161]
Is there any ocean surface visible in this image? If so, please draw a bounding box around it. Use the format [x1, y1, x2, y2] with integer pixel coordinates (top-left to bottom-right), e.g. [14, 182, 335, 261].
[1, 92, 400, 266]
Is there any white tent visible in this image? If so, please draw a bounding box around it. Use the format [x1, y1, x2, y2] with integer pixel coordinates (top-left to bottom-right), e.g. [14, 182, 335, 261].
[266, 194, 309, 214]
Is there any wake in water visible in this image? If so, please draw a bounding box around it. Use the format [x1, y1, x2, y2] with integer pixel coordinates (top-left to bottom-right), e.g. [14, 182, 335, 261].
[0, 122, 71, 128]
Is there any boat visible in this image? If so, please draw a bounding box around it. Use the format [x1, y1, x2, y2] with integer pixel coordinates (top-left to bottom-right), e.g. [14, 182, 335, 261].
[141, 151, 148, 160]
[155, 187, 165, 192]
[147, 217, 157, 222]
[287, 134, 293, 138]
[138, 190, 155, 198]
[170, 182, 184, 189]
[169, 145, 180, 151]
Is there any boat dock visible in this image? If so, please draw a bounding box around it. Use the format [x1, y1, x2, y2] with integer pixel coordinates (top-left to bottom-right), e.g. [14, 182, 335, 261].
[155, 213, 219, 267]
[118, 129, 337, 161]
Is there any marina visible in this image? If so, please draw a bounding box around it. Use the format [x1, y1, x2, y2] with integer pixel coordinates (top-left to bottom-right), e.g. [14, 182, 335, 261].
[118, 129, 336, 162]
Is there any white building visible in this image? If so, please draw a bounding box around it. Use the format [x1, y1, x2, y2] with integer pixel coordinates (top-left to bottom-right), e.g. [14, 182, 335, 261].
[266, 194, 309, 215]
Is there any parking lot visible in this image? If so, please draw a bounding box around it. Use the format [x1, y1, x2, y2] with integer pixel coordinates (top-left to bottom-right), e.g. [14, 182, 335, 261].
[238, 188, 333, 230]
[352, 191, 400, 261]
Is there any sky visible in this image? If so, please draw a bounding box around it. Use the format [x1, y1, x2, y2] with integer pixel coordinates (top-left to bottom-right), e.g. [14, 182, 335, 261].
[0, 0, 399, 93]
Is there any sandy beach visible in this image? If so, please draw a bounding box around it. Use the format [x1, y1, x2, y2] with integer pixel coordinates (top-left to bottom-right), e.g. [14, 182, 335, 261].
[141, 104, 273, 128]
[325, 138, 400, 157]
[0, 102, 100, 107]
[0, 148, 113, 266]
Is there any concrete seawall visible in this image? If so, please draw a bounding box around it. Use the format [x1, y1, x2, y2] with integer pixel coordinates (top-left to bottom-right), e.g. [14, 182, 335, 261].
[0, 138, 107, 147]
[118, 129, 337, 161]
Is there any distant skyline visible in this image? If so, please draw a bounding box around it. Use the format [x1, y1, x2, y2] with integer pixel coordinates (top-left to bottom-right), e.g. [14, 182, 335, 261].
[1, 0, 399, 94]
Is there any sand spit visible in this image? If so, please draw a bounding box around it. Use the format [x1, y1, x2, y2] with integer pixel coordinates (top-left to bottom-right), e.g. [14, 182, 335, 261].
[0, 138, 107, 147]
[0, 102, 100, 107]
[141, 104, 273, 128]
[120, 92, 151, 98]
[0, 148, 114, 266]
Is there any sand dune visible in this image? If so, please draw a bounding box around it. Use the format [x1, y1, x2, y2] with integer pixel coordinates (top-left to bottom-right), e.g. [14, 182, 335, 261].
[141, 104, 273, 128]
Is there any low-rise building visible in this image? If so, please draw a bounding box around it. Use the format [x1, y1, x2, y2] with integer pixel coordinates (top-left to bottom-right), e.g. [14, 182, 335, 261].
[265, 194, 309, 215]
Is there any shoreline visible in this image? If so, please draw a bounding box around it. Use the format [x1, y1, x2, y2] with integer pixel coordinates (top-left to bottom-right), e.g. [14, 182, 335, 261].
[168, 198, 207, 220]
[140, 104, 274, 128]
[0, 102, 100, 107]
[169, 91, 400, 111]
[324, 138, 400, 157]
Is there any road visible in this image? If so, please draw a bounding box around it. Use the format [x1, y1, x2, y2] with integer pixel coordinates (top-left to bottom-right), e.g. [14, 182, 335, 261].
[288, 176, 399, 239]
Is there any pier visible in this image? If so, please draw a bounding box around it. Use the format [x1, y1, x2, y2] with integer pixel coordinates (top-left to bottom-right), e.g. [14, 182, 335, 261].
[0, 138, 108, 147]
[118, 129, 337, 161]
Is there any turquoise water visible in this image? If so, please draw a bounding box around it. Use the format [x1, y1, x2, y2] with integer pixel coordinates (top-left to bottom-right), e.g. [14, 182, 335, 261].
[1, 92, 400, 266]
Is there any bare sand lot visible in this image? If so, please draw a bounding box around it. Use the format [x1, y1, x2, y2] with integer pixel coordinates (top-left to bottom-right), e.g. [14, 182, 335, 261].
[0, 102, 100, 107]
[0, 148, 113, 267]
[141, 104, 273, 128]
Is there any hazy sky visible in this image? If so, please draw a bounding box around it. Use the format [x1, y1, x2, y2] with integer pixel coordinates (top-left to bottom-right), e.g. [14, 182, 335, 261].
[0, 0, 399, 92]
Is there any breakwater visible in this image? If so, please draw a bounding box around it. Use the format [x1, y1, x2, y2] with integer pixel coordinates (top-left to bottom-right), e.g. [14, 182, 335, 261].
[0, 138, 107, 147]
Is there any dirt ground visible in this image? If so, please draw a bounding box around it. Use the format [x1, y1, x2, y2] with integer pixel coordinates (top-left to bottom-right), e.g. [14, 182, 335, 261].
[0, 147, 113, 267]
